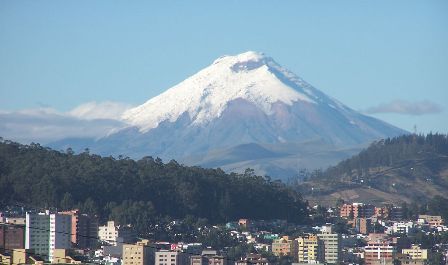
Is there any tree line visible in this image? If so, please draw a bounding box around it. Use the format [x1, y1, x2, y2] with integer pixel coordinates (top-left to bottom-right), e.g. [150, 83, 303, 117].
[321, 133, 448, 180]
[0, 139, 309, 232]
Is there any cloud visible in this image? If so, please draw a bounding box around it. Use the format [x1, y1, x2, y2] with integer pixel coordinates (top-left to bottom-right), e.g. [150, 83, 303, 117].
[365, 100, 442, 116]
[0, 101, 134, 144]
[69, 101, 133, 120]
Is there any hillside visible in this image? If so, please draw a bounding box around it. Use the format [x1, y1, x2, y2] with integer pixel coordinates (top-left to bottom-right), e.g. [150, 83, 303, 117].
[296, 134, 448, 205]
[0, 139, 308, 227]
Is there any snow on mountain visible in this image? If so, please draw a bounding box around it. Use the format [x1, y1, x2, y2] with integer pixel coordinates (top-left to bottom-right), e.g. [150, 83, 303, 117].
[122, 51, 319, 132]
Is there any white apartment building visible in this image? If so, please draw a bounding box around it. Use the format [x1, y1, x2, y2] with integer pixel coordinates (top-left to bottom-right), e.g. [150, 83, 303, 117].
[389, 221, 415, 235]
[98, 220, 135, 246]
[25, 211, 71, 262]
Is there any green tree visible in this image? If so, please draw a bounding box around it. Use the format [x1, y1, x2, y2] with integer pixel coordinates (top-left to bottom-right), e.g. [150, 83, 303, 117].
[60, 192, 74, 210]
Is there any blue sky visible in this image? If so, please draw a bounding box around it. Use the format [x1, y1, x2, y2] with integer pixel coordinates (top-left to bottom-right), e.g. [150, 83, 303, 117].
[0, 0, 447, 137]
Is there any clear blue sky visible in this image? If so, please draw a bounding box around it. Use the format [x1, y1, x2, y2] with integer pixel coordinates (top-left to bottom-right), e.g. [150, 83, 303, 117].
[0, 0, 447, 133]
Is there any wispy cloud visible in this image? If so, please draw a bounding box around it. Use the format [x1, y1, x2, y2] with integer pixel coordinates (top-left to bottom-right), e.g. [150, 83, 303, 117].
[0, 101, 134, 144]
[69, 101, 133, 120]
[365, 100, 442, 116]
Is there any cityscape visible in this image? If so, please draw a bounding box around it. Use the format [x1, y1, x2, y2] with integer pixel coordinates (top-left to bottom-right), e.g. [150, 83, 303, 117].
[0, 201, 447, 264]
[1, 1, 447, 265]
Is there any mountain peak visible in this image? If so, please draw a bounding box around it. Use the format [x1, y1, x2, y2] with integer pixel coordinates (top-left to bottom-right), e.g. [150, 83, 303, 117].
[213, 51, 273, 72]
[213, 51, 267, 63]
[122, 52, 316, 132]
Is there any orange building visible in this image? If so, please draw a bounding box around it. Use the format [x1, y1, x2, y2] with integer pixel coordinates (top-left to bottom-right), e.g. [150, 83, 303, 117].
[272, 236, 293, 257]
[340, 203, 375, 219]
[364, 240, 396, 265]
[60, 210, 98, 249]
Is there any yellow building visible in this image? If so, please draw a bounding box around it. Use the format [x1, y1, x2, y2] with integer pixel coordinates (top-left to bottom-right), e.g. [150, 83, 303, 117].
[272, 236, 293, 257]
[0, 253, 12, 265]
[11, 249, 44, 265]
[418, 215, 444, 227]
[402, 245, 428, 260]
[296, 234, 324, 263]
[123, 239, 151, 265]
[51, 249, 82, 264]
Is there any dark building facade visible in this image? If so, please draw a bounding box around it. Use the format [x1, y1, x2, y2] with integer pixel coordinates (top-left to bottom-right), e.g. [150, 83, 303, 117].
[60, 209, 98, 249]
[0, 224, 25, 250]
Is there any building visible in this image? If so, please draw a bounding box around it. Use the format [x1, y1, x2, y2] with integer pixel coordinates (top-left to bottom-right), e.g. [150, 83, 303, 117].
[5, 218, 26, 225]
[417, 215, 443, 227]
[59, 209, 98, 249]
[123, 239, 152, 265]
[155, 249, 188, 265]
[402, 245, 428, 260]
[190, 255, 207, 265]
[296, 234, 324, 264]
[199, 249, 226, 265]
[350, 218, 371, 235]
[235, 254, 269, 265]
[364, 240, 396, 265]
[0, 224, 25, 250]
[12, 249, 45, 265]
[238, 219, 252, 229]
[389, 207, 403, 220]
[374, 207, 390, 219]
[395, 253, 426, 265]
[272, 236, 293, 257]
[317, 226, 341, 264]
[98, 221, 136, 246]
[25, 211, 72, 262]
[389, 222, 415, 235]
[51, 249, 82, 264]
[207, 255, 226, 265]
[0, 252, 11, 265]
[340, 203, 375, 219]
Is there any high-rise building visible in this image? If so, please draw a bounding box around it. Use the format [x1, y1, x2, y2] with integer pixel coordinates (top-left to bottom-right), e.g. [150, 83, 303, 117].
[317, 226, 341, 264]
[25, 211, 71, 262]
[296, 234, 324, 264]
[59, 209, 98, 249]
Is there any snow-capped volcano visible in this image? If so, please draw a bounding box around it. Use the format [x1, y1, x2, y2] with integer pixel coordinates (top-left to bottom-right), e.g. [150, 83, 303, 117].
[50, 51, 407, 179]
[123, 51, 323, 131]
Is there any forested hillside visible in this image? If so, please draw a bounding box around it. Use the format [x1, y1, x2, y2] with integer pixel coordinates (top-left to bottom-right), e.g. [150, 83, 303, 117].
[0, 139, 308, 226]
[297, 134, 448, 204]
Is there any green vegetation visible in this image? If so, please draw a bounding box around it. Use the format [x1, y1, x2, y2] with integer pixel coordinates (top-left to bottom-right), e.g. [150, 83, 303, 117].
[0, 139, 308, 231]
[295, 134, 448, 204]
[401, 195, 448, 222]
[321, 133, 448, 179]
